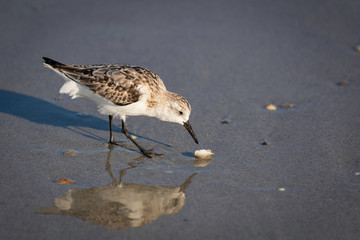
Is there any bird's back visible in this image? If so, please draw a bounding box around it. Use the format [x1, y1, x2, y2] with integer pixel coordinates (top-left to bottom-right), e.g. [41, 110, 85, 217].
[43, 57, 166, 106]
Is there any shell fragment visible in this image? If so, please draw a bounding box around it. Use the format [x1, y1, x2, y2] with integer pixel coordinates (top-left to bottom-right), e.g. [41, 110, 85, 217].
[194, 149, 214, 158]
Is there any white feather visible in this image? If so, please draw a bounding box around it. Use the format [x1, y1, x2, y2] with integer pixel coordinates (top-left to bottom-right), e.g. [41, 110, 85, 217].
[59, 81, 80, 99]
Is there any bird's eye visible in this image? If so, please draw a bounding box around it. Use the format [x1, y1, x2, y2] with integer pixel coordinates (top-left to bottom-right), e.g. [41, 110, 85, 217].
[179, 111, 183, 115]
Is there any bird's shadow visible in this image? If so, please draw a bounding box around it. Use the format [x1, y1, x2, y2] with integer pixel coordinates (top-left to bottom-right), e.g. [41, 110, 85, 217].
[0, 90, 171, 147]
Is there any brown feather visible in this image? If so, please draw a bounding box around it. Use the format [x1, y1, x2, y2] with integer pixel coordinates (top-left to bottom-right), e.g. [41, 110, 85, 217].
[53, 63, 165, 106]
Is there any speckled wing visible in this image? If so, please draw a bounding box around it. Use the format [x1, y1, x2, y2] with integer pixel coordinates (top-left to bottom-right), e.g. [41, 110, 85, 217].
[51, 63, 163, 106]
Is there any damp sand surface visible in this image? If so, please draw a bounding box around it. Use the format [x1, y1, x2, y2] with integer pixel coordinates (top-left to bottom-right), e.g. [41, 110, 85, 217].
[1, 1, 360, 239]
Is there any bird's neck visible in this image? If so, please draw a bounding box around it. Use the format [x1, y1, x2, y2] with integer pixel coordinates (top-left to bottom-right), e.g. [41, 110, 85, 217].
[151, 91, 175, 121]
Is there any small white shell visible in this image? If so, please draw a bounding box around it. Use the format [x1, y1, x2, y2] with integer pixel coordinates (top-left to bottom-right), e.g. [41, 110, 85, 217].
[266, 104, 277, 111]
[194, 149, 214, 158]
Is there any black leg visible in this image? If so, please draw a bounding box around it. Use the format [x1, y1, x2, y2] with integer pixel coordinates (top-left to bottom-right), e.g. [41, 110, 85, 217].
[108, 115, 114, 143]
[121, 119, 156, 158]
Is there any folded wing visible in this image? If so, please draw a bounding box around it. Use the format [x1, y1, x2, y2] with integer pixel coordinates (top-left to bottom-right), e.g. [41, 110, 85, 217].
[43, 57, 146, 106]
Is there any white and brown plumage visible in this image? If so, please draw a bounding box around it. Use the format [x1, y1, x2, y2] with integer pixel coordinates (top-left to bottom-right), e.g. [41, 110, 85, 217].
[43, 57, 198, 158]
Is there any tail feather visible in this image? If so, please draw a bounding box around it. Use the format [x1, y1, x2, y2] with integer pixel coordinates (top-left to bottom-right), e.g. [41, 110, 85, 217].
[42, 57, 64, 68]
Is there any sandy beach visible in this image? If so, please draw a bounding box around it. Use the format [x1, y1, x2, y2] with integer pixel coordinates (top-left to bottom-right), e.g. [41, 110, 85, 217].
[1, 0, 360, 239]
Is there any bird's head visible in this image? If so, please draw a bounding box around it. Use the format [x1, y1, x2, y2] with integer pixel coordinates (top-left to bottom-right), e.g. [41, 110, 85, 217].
[159, 92, 199, 144]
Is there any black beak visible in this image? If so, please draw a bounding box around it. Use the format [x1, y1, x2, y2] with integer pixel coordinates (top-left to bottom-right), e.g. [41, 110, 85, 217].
[183, 120, 199, 144]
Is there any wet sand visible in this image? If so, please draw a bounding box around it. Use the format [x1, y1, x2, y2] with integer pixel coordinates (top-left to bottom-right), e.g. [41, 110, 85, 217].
[1, 0, 360, 239]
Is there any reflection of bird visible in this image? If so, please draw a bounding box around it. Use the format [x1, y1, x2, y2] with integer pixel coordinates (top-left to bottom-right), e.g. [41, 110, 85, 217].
[43, 57, 198, 158]
[37, 148, 197, 230]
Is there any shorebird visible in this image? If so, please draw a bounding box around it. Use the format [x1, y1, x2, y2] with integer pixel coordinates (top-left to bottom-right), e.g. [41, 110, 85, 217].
[43, 57, 198, 158]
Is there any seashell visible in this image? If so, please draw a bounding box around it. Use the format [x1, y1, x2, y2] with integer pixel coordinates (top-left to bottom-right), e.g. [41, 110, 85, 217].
[194, 149, 214, 158]
[266, 104, 277, 111]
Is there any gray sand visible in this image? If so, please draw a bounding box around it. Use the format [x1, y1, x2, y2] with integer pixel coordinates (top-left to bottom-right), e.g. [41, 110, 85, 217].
[1, 0, 360, 239]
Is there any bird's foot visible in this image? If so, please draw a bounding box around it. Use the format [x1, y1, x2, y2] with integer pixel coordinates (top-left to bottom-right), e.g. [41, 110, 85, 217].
[107, 140, 126, 147]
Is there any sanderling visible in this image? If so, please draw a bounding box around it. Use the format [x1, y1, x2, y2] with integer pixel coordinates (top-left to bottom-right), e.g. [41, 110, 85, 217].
[43, 57, 198, 158]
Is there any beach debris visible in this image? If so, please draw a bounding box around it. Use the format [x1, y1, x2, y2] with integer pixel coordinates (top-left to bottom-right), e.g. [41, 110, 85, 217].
[165, 170, 173, 174]
[221, 118, 231, 124]
[220, 114, 231, 124]
[354, 172, 360, 176]
[261, 141, 270, 146]
[355, 45, 360, 53]
[194, 149, 214, 159]
[265, 104, 277, 111]
[280, 104, 295, 109]
[64, 149, 78, 156]
[278, 187, 286, 192]
[54, 178, 75, 185]
[336, 81, 347, 87]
